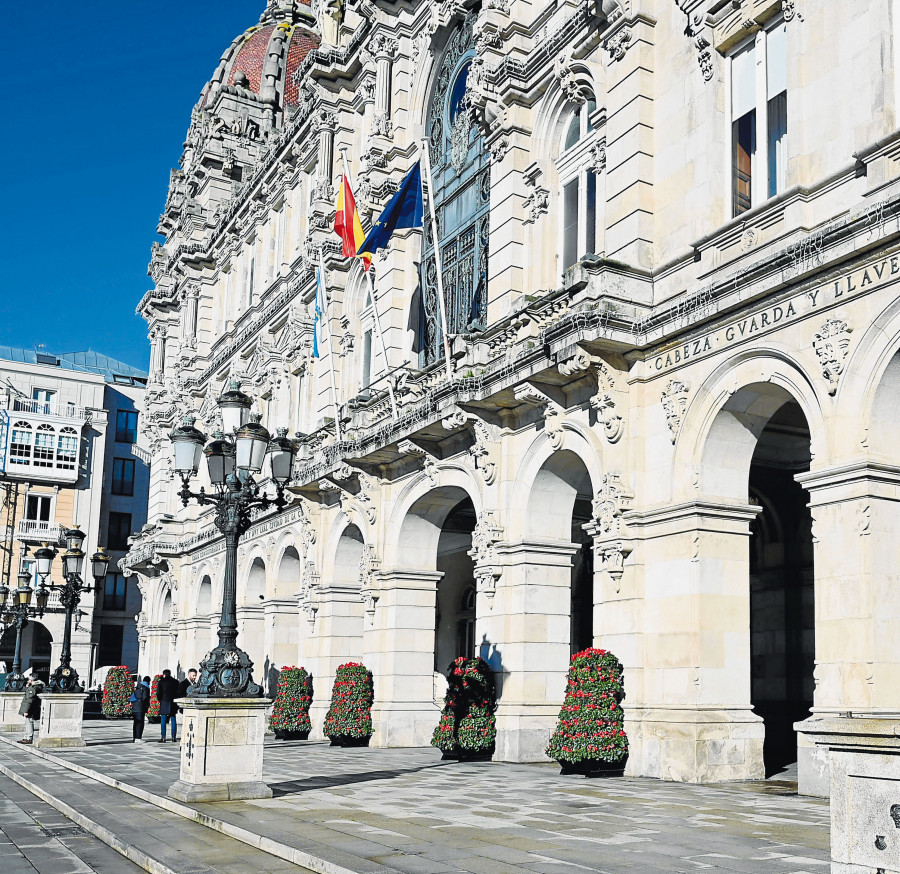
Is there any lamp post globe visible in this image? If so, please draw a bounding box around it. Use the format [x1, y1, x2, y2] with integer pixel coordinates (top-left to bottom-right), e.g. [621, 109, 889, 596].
[235, 414, 271, 474]
[34, 544, 55, 579]
[90, 548, 111, 584]
[217, 380, 252, 435]
[170, 416, 207, 476]
[3, 569, 47, 693]
[267, 429, 298, 485]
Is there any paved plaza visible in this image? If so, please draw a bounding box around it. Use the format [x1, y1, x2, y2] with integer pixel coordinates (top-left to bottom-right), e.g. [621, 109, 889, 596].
[0, 721, 829, 874]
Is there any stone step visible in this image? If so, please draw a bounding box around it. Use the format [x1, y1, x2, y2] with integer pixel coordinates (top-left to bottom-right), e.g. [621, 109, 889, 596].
[0, 737, 317, 874]
[0, 734, 405, 874]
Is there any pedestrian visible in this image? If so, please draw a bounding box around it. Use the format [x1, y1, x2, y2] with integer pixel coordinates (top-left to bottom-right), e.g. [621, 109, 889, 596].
[131, 676, 151, 742]
[176, 668, 198, 702]
[17, 673, 45, 745]
[156, 669, 180, 742]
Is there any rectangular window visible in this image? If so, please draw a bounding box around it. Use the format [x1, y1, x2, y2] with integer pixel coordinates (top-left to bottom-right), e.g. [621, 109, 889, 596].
[104, 573, 128, 611]
[362, 330, 373, 389]
[111, 458, 135, 496]
[247, 257, 256, 308]
[25, 494, 52, 522]
[107, 512, 132, 551]
[115, 410, 138, 444]
[562, 179, 580, 271]
[56, 431, 78, 470]
[33, 428, 55, 467]
[32, 389, 55, 414]
[97, 624, 124, 667]
[731, 21, 787, 216]
[585, 171, 597, 257]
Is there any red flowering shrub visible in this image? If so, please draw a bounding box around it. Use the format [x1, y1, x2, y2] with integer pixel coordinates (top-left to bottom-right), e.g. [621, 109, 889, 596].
[101, 666, 133, 719]
[432, 657, 496, 757]
[324, 662, 373, 741]
[269, 666, 313, 735]
[546, 648, 628, 767]
[147, 674, 162, 723]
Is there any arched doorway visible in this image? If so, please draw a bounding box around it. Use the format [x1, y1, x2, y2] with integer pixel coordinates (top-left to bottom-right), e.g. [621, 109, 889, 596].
[268, 546, 302, 685]
[0, 620, 53, 680]
[434, 496, 477, 673]
[239, 557, 266, 684]
[701, 381, 814, 776]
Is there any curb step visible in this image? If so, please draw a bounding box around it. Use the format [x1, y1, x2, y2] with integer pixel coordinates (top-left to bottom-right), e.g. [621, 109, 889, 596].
[0, 738, 319, 874]
[0, 734, 399, 874]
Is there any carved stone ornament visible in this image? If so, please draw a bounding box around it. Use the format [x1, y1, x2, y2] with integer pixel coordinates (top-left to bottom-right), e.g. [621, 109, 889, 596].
[359, 544, 381, 621]
[605, 26, 632, 62]
[522, 168, 549, 224]
[782, 0, 800, 22]
[467, 510, 504, 604]
[661, 379, 690, 444]
[684, 11, 714, 82]
[589, 140, 607, 173]
[585, 472, 634, 592]
[470, 420, 498, 484]
[554, 49, 590, 105]
[812, 319, 852, 395]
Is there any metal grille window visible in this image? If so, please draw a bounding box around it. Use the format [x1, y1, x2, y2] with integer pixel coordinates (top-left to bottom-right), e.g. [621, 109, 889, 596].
[56, 428, 78, 470]
[33, 425, 56, 467]
[9, 422, 32, 465]
[421, 15, 490, 367]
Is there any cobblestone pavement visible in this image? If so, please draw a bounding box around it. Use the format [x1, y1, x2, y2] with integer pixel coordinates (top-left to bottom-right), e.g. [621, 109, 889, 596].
[0, 771, 143, 873]
[1, 721, 830, 874]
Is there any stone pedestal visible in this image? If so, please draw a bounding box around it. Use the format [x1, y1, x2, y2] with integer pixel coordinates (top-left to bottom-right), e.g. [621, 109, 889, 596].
[830, 744, 900, 873]
[35, 693, 87, 748]
[168, 698, 272, 802]
[0, 691, 25, 732]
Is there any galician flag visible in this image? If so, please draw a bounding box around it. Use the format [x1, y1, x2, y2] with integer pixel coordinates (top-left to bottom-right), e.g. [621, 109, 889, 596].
[313, 259, 327, 358]
[334, 168, 371, 271]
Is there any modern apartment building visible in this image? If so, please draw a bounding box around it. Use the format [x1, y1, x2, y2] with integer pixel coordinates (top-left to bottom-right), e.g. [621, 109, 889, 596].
[0, 347, 149, 681]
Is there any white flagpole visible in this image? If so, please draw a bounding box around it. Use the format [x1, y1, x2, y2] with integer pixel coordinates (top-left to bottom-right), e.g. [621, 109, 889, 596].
[340, 148, 398, 420]
[318, 249, 343, 441]
[420, 138, 453, 380]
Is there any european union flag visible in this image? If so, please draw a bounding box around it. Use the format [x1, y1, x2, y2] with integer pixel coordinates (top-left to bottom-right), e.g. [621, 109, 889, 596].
[357, 162, 424, 261]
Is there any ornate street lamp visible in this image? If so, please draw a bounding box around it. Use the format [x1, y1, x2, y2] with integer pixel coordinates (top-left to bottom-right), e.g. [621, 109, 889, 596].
[39, 530, 110, 692]
[172, 389, 297, 698]
[0, 568, 49, 692]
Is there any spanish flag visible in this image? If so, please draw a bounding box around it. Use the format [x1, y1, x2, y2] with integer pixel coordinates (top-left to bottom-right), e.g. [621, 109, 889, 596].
[334, 170, 371, 271]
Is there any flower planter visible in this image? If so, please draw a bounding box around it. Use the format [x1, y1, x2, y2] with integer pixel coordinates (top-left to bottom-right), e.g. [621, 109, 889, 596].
[440, 747, 494, 762]
[274, 729, 310, 741]
[329, 735, 370, 747]
[559, 753, 627, 777]
[431, 657, 497, 759]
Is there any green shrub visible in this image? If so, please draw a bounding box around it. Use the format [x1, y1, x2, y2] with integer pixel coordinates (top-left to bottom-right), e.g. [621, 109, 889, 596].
[101, 666, 133, 719]
[546, 648, 628, 766]
[324, 662, 373, 740]
[269, 666, 313, 735]
[431, 657, 496, 756]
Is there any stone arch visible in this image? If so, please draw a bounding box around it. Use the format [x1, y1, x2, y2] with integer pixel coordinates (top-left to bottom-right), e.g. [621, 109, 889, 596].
[675, 350, 828, 503]
[272, 545, 301, 600]
[393, 483, 478, 570]
[243, 556, 267, 607]
[196, 575, 213, 615]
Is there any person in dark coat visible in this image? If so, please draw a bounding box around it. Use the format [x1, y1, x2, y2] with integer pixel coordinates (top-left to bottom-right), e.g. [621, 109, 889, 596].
[156, 669, 180, 742]
[130, 676, 151, 743]
[17, 674, 45, 745]
[176, 668, 198, 709]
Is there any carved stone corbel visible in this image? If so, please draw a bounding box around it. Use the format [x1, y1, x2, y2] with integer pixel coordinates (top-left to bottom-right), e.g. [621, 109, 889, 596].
[467, 511, 504, 605]
[661, 379, 690, 444]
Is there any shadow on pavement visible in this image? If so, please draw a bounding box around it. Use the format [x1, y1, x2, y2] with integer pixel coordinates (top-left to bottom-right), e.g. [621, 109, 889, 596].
[268, 762, 448, 797]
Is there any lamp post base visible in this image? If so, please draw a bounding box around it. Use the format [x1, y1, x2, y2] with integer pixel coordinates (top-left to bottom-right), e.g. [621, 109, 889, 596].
[168, 697, 272, 802]
[0, 692, 25, 732]
[34, 693, 87, 748]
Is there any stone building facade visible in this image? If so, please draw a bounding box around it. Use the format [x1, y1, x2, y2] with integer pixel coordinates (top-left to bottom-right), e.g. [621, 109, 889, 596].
[125, 0, 900, 794]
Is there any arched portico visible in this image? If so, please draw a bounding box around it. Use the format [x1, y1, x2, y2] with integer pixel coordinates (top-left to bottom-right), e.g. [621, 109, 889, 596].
[238, 556, 267, 689]
[265, 545, 302, 686]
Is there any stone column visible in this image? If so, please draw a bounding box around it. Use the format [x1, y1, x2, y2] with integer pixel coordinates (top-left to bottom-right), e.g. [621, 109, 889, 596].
[312, 110, 337, 203]
[370, 35, 396, 139]
[621, 501, 765, 783]
[181, 285, 198, 349]
[0, 692, 25, 732]
[795, 463, 900, 796]
[302, 583, 364, 738]
[35, 693, 87, 748]
[168, 697, 271, 802]
[363, 569, 443, 747]
[478, 539, 577, 763]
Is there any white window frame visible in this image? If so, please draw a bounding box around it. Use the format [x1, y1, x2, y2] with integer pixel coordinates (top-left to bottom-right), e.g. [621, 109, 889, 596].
[24, 490, 55, 523]
[556, 100, 601, 277]
[729, 17, 788, 217]
[359, 288, 377, 393]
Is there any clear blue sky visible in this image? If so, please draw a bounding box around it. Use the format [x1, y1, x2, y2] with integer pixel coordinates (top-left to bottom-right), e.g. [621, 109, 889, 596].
[0, 2, 261, 371]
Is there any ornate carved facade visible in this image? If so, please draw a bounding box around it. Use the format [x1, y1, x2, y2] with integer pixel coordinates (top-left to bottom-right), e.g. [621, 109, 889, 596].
[126, 0, 900, 794]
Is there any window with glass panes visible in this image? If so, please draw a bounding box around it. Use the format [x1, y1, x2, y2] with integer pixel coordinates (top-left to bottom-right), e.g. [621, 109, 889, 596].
[107, 512, 132, 551]
[25, 493, 52, 522]
[558, 100, 600, 274]
[9, 422, 32, 464]
[731, 19, 787, 216]
[115, 410, 138, 443]
[112, 458, 135, 496]
[33, 425, 55, 467]
[104, 573, 128, 611]
[56, 428, 78, 470]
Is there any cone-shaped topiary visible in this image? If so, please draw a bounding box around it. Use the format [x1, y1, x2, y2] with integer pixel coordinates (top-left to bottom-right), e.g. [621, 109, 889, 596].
[147, 674, 162, 724]
[101, 666, 133, 719]
[546, 647, 628, 773]
[431, 657, 497, 758]
[269, 666, 313, 739]
[324, 662, 373, 745]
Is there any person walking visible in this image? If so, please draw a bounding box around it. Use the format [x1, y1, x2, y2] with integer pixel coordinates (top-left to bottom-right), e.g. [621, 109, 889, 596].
[17, 674, 45, 745]
[131, 676, 151, 743]
[156, 669, 180, 742]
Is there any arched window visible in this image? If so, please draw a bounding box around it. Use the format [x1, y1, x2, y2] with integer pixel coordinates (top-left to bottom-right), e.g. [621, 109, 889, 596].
[33, 424, 56, 467]
[421, 16, 490, 367]
[9, 422, 32, 465]
[359, 287, 375, 392]
[557, 99, 600, 273]
[56, 428, 78, 470]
